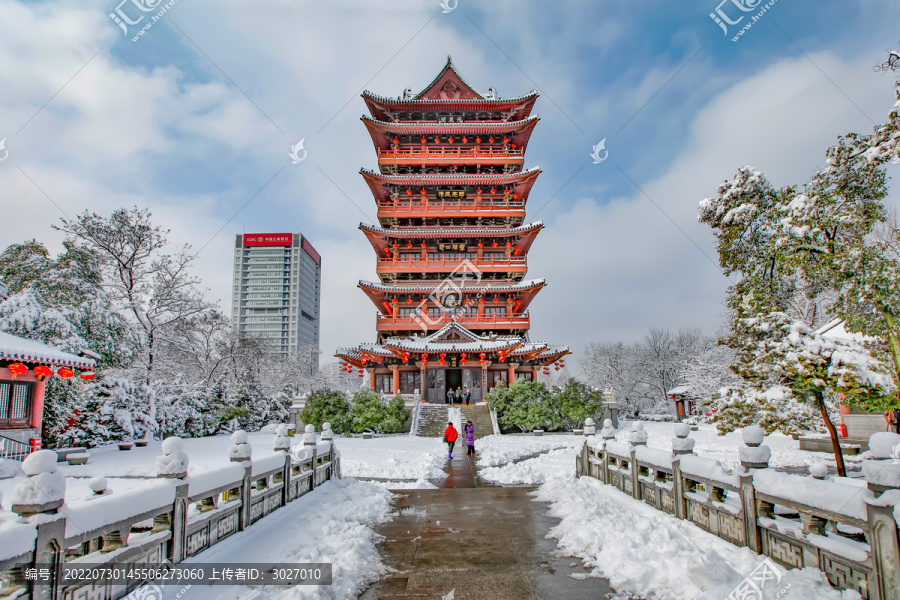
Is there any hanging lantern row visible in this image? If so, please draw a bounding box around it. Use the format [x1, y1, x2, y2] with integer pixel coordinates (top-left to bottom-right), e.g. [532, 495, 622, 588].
[5, 363, 93, 380]
[403, 136, 514, 145]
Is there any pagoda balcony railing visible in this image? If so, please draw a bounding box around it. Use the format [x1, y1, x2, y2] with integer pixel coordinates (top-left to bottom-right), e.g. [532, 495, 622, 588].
[376, 256, 526, 274]
[375, 311, 530, 332]
[377, 147, 524, 163]
[377, 198, 525, 216]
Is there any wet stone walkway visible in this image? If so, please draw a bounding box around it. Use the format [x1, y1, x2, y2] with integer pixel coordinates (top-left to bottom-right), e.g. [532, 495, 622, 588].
[358, 453, 613, 599]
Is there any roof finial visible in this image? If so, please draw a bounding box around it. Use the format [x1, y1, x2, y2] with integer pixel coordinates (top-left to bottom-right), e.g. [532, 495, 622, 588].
[447, 55, 453, 66]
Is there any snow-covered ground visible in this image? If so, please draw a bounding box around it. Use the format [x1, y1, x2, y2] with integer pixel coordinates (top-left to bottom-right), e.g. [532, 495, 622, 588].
[336, 434, 446, 488]
[534, 476, 861, 600]
[145, 479, 394, 600]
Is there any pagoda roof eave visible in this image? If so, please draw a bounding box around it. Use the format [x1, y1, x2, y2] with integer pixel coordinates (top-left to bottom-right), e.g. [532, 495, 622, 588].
[362, 116, 540, 150]
[361, 168, 541, 204]
[359, 279, 546, 293]
[361, 115, 539, 135]
[360, 221, 543, 255]
[363, 93, 539, 123]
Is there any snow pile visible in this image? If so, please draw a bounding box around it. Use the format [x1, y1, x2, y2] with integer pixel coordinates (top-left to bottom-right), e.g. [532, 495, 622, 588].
[635, 446, 674, 469]
[273, 425, 291, 451]
[476, 433, 582, 467]
[0, 459, 23, 480]
[535, 476, 861, 600]
[600, 418, 617, 439]
[227, 430, 251, 461]
[338, 436, 447, 482]
[62, 478, 176, 536]
[12, 450, 65, 505]
[867, 432, 900, 459]
[159, 479, 394, 600]
[679, 454, 739, 487]
[155, 436, 189, 476]
[862, 460, 900, 488]
[629, 421, 649, 445]
[188, 464, 246, 496]
[753, 470, 870, 520]
[479, 447, 576, 486]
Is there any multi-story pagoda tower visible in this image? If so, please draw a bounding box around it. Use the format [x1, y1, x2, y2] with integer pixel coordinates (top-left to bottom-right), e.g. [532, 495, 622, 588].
[337, 58, 569, 402]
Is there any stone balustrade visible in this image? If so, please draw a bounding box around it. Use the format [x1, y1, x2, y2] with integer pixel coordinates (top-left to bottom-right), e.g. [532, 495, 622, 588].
[575, 424, 900, 600]
[0, 425, 340, 600]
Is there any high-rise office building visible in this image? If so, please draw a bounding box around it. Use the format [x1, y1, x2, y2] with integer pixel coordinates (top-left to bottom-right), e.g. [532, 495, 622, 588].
[232, 233, 321, 364]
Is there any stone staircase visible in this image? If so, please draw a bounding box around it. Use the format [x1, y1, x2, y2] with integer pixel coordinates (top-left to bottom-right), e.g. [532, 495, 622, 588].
[415, 403, 495, 439]
[460, 405, 494, 440]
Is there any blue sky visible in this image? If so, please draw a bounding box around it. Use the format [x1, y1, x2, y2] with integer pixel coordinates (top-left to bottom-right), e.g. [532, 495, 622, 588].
[2, 0, 900, 369]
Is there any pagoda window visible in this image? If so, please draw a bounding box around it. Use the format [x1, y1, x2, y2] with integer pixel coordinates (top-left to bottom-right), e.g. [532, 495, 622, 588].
[463, 369, 481, 390]
[398, 308, 416, 316]
[399, 253, 419, 260]
[0, 381, 32, 427]
[484, 307, 507, 316]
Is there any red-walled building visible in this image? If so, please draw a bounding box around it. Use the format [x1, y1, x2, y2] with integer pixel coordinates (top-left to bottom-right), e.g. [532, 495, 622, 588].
[336, 58, 569, 402]
[0, 331, 96, 454]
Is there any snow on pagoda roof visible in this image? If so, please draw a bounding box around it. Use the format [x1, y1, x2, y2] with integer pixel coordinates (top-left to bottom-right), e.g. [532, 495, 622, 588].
[667, 385, 691, 396]
[359, 221, 544, 237]
[361, 115, 540, 131]
[358, 279, 546, 293]
[360, 166, 542, 183]
[387, 321, 522, 352]
[0, 330, 97, 369]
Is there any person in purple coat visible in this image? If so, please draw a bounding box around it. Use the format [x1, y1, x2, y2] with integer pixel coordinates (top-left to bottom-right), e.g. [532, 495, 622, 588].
[464, 420, 476, 455]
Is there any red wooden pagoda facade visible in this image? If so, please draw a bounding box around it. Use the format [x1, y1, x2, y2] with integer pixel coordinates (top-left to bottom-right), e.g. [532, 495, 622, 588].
[336, 58, 569, 402]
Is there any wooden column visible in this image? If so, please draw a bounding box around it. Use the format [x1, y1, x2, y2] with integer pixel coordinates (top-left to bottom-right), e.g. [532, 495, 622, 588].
[390, 364, 400, 395]
[418, 361, 427, 402]
[508, 362, 518, 384]
[367, 368, 376, 391]
[481, 360, 491, 391]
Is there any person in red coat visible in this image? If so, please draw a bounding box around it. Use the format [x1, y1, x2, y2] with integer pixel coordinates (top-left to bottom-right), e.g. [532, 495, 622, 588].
[444, 422, 459, 458]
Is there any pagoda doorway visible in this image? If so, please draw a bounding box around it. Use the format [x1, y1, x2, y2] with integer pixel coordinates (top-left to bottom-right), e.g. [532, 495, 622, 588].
[446, 369, 462, 401]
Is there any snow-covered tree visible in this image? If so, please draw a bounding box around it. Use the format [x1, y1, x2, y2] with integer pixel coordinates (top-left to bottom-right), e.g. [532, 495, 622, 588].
[677, 344, 744, 408]
[55, 208, 214, 381]
[61, 378, 159, 447]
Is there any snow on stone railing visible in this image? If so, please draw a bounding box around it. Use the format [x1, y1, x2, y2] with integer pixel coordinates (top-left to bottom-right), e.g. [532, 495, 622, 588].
[0, 424, 341, 599]
[576, 425, 900, 599]
[583, 417, 596, 436]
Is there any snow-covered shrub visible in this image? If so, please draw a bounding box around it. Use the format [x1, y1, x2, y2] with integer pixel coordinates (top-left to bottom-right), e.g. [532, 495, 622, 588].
[300, 389, 351, 433]
[60, 378, 159, 448]
[709, 386, 823, 437]
[346, 390, 407, 434]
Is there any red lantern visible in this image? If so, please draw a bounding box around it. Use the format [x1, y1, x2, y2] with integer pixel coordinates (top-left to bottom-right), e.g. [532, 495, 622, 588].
[421, 243, 426, 248]
[499, 357, 506, 362]
[479, 359, 485, 364]
[461, 353, 467, 358]
[514, 245, 520, 251]
[407, 243, 413, 248]
[492, 242, 498, 247]
[490, 188, 497, 194]
[489, 137, 495, 143]
[58, 367, 74, 379]
[440, 353, 446, 359]
[80, 371, 96, 381]
[448, 137, 454, 143]
[513, 194, 519, 199]
[421, 189, 427, 195]
[33, 365, 53, 380]
[358, 372, 364, 378]
[392, 243, 399, 249]
[476, 137, 482, 143]
[406, 298, 412, 304]
[476, 189, 482, 194]
[503, 138, 509, 144]
[511, 143, 517, 149]
[478, 298, 484, 303]
[479, 353, 486, 359]
[477, 242, 484, 247]
[505, 189, 511, 194]
[422, 354, 429, 359]
[7, 363, 27, 378]
[406, 189, 412, 195]
[461, 359, 467, 365]
[462, 137, 468, 143]
[421, 137, 427, 143]
[555, 367, 560, 371]
[439, 359, 445, 365]
[506, 242, 512, 247]
[392, 138, 399, 144]
[358, 369, 363, 374]
[434, 137, 441, 143]
[494, 297, 499, 303]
